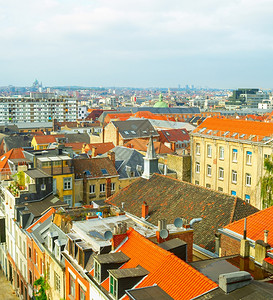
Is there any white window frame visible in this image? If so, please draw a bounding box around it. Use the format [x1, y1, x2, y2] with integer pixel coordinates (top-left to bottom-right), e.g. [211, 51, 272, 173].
[89, 185, 95, 194]
[207, 165, 212, 177]
[246, 151, 252, 165]
[219, 146, 224, 160]
[246, 173, 251, 186]
[207, 144, 212, 158]
[196, 143, 200, 155]
[111, 182, 115, 192]
[232, 170, 237, 183]
[219, 167, 224, 180]
[100, 183, 105, 193]
[245, 194, 250, 203]
[63, 177, 72, 190]
[232, 149, 238, 163]
[196, 162, 200, 174]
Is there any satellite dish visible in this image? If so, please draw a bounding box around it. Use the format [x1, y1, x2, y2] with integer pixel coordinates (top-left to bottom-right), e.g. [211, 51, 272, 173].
[104, 231, 113, 240]
[174, 217, 183, 228]
[96, 212, 102, 219]
[159, 229, 168, 239]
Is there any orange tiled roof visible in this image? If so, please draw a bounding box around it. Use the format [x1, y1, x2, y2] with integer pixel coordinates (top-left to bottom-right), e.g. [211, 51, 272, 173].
[224, 205, 273, 246]
[124, 138, 174, 154]
[84, 142, 115, 156]
[116, 228, 217, 300]
[64, 142, 85, 150]
[264, 257, 273, 265]
[0, 148, 25, 174]
[104, 113, 133, 123]
[132, 111, 175, 121]
[33, 134, 65, 145]
[193, 117, 273, 142]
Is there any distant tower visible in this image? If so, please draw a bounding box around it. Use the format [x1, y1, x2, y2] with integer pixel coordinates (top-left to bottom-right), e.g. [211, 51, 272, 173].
[142, 136, 159, 179]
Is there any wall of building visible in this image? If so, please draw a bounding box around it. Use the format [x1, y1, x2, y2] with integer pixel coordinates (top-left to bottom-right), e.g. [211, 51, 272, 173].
[191, 135, 271, 209]
[167, 154, 191, 182]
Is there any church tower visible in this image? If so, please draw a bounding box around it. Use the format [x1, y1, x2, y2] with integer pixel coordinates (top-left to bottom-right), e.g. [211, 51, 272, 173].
[142, 136, 159, 179]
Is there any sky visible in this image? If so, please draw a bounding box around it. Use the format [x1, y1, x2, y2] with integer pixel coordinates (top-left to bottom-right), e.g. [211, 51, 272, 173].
[1, 0, 273, 88]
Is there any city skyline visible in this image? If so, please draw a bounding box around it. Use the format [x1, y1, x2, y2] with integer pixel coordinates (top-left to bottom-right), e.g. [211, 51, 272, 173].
[1, 0, 273, 88]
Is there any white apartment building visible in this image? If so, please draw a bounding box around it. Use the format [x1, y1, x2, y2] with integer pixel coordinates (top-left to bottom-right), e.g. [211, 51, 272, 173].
[0, 96, 78, 123]
[191, 118, 273, 210]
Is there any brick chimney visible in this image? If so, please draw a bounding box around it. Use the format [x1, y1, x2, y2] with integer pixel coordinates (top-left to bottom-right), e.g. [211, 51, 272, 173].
[106, 178, 111, 198]
[111, 222, 127, 250]
[108, 151, 115, 166]
[142, 201, 148, 219]
[116, 126, 119, 146]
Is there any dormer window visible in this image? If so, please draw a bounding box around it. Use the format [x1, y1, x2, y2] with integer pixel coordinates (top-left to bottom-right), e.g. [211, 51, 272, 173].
[94, 260, 101, 282]
[110, 275, 118, 298]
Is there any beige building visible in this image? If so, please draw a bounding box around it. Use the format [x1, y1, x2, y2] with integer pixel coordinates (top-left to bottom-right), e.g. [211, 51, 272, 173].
[191, 118, 273, 209]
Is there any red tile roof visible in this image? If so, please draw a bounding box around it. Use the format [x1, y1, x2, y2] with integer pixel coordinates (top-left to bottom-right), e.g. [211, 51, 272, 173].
[84, 142, 115, 156]
[0, 148, 25, 174]
[64, 142, 85, 150]
[159, 128, 190, 143]
[124, 138, 174, 154]
[224, 205, 273, 246]
[132, 111, 175, 121]
[193, 117, 273, 142]
[111, 228, 217, 299]
[264, 257, 273, 265]
[33, 135, 65, 144]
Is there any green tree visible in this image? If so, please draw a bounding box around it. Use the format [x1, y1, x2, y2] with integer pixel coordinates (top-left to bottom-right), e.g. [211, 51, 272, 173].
[261, 155, 273, 208]
[33, 276, 48, 300]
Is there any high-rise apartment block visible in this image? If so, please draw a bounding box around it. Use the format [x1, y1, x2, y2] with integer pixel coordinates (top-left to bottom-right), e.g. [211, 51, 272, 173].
[0, 96, 78, 123]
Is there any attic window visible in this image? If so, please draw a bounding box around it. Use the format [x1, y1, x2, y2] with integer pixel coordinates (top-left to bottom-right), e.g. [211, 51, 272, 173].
[223, 131, 230, 136]
[110, 276, 117, 298]
[0, 156, 5, 161]
[199, 127, 206, 133]
[124, 131, 129, 134]
[262, 136, 271, 141]
[165, 132, 170, 136]
[231, 133, 238, 137]
[101, 169, 108, 175]
[207, 130, 212, 134]
[181, 130, 186, 134]
[131, 130, 136, 134]
[239, 134, 246, 138]
[143, 130, 147, 134]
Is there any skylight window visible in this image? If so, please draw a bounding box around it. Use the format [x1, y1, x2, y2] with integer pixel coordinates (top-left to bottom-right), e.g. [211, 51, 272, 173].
[131, 130, 136, 134]
[239, 134, 246, 138]
[231, 133, 238, 137]
[124, 131, 129, 135]
[207, 130, 212, 134]
[166, 132, 170, 136]
[101, 169, 108, 175]
[199, 127, 206, 133]
[262, 136, 271, 141]
[223, 131, 230, 136]
[0, 156, 6, 161]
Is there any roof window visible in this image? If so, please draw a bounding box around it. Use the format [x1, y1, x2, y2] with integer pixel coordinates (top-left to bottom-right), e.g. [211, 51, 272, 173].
[0, 156, 6, 161]
[101, 169, 108, 175]
[131, 130, 136, 134]
[124, 131, 129, 135]
[199, 127, 206, 133]
[239, 134, 246, 138]
[223, 131, 230, 136]
[231, 133, 238, 137]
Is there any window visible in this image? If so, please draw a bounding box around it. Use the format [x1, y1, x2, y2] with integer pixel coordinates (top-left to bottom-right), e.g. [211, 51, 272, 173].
[63, 195, 72, 207]
[219, 167, 224, 180]
[246, 151, 252, 165]
[231, 190, 236, 196]
[246, 173, 251, 186]
[69, 273, 75, 297]
[196, 162, 200, 174]
[219, 146, 224, 160]
[100, 184, 105, 193]
[218, 187, 223, 192]
[195, 180, 199, 185]
[79, 286, 86, 300]
[28, 247, 31, 259]
[196, 143, 200, 155]
[54, 271, 60, 293]
[206, 183, 211, 188]
[245, 194, 250, 203]
[232, 170, 237, 183]
[232, 149, 238, 162]
[264, 154, 270, 160]
[207, 145, 212, 157]
[101, 169, 108, 175]
[94, 260, 101, 282]
[110, 276, 117, 298]
[89, 185, 95, 194]
[111, 183, 115, 192]
[207, 165, 212, 177]
[63, 177, 72, 190]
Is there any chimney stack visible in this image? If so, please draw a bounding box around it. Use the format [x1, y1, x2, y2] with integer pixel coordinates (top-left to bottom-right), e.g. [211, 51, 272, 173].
[240, 218, 250, 258]
[255, 229, 270, 265]
[107, 151, 115, 166]
[264, 230, 269, 244]
[142, 201, 149, 219]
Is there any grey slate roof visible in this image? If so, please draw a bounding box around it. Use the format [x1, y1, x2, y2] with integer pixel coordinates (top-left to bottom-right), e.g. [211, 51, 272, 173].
[65, 133, 90, 143]
[2, 135, 32, 151]
[106, 146, 145, 179]
[111, 119, 159, 139]
[25, 169, 52, 179]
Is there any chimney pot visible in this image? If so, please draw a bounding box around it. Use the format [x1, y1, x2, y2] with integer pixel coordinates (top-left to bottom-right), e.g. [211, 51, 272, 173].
[142, 201, 148, 219]
[264, 230, 269, 244]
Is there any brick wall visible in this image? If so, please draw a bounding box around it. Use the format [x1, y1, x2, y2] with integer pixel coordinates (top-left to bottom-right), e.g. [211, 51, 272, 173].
[220, 234, 240, 257]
